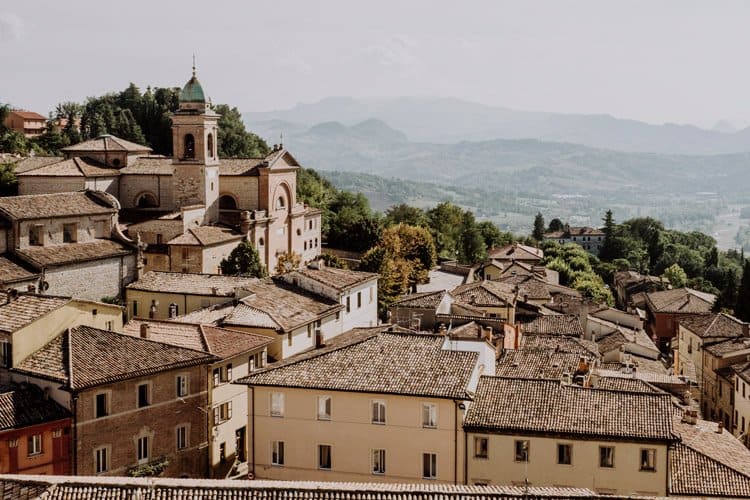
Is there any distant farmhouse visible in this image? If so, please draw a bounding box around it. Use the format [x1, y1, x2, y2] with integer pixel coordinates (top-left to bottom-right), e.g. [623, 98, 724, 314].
[543, 226, 605, 255]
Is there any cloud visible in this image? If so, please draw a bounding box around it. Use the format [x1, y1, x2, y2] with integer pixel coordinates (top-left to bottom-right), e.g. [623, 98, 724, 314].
[363, 35, 415, 68]
[0, 13, 24, 43]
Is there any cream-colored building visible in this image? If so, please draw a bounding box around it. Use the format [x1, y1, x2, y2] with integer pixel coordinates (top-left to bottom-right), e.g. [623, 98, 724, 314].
[15, 69, 322, 275]
[450, 281, 517, 323]
[238, 328, 494, 483]
[122, 319, 273, 478]
[464, 377, 675, 496]
[0, 291, 123, 371]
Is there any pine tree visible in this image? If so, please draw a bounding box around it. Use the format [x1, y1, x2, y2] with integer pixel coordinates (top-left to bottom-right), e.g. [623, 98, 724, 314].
[734, 259, 750, 321]
[532, 212, 545, 241]
[714, 270, 738, 313]
[599, 210, 616, 261]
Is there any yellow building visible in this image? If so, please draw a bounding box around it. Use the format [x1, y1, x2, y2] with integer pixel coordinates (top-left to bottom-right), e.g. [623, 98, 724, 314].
[464, 377, 676, 497]
[238, 328, 493, 483]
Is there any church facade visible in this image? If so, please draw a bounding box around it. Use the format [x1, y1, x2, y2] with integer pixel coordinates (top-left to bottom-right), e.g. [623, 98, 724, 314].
[16, 70, 322, 275]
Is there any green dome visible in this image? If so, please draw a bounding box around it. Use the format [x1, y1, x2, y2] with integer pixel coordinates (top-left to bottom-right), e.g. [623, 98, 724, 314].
[179, 75, 206, 103]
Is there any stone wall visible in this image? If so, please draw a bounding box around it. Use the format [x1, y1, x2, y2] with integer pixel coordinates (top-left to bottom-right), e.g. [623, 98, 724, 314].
[18, 177, 84, 196]
[44, 254, 136, 301]
[119, 174, 174, 210]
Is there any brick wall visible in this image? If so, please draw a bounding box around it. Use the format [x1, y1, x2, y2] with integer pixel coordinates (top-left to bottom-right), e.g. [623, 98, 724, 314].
[18, 177, 84, 196]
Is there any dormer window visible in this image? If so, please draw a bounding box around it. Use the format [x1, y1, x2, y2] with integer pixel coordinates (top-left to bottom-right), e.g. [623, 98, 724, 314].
[184, 134, 195, 159]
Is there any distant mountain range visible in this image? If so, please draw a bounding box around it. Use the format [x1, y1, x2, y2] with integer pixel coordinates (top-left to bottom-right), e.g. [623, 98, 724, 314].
[245, 97, 750, 155]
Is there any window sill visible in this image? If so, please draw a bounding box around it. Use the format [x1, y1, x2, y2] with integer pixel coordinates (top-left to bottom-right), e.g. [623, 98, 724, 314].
[371, 421, 386, 425]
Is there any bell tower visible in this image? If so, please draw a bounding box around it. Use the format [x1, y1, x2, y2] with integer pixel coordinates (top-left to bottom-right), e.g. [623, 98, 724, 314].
[171, 61, 220, 223]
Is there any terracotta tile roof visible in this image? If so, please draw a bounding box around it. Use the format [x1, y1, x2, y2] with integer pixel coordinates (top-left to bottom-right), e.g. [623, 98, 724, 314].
[13, 326, 217, 390]
[238, 331, 478, 400]
[12, 156, 64, 174]
[16, 157, 119, 177]
[224, 279, 343, 332]
[678, 312, 745, 339]
[0, 294, 68, 334]
[464, 377, 676, 441]
[0, 255, 38, 284]
[519, 315, 584, 337]
[731, 361, 750, 385]
[496, 274, 551, 300]
[487, 243, 543, 261]
[167, 226, 243, 246]
[123, 319, 272, 359]
[495, 350, 588, 379]
[0, 191, 116, 220]
[594, 377, 664, 394]
[171, 303, 236, 325]
[9, 111, 46, 120]
[451, 280, 516, 307]
[290, 266, 378, 292]
[61, 134, 151, 153]
[218, 158, 265, 176]
[119, 156, 174, 175]
[389, 290, 447, 309]
[127, 271, 259, 296]
[645, 287, 715, 313]
[519, 335, 599, 357]
[0, 383, 70, 430]
[703, 336, 750, 357]
[595, 327, 659, 355]
[670, 417, 750, 497]
[16, 239, 132, 267]
[594, 368, 680, 386]
[0, 475, 605, 499]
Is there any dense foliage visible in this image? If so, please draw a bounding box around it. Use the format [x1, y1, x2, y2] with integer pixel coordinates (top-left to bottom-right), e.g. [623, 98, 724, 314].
[219, 240, 267, 278]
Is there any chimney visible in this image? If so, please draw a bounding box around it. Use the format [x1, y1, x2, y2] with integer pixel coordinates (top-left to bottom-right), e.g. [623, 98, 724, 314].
[240, 211, 251, 235]
[26, 284, 35, 294]
[315, 329, 325, 348]
[140, 323, 150, 339]
[483, 326, 493, 342]
[743, 322, 749, 338]
[211, 287, 219, 296]
[681, 408, 697, 425]
[717, 421, 724, 434]
[6, 289, 18, 303]
[438, 324, 448, 336]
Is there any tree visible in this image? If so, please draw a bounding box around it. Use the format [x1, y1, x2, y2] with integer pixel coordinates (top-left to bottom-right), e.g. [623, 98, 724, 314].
[599, 210, 617, 261]
[458, 211, 487, 264]
[426, 202, 465, 258]
[532, 212, 545, 241]
[477, 221, 514, 249]
[735, 259, 750, 322]
[275, 251, 302, 275]
[327, 191, 382, 252]
[0, 162, 17, 196]
[662, 263, 687, 288]
[384, 204, 428, 227]
[214, 104, 269, 158]
[714, 270, 738, 313]
[219, 240, 267, 277]
[547, 218, 564, 232]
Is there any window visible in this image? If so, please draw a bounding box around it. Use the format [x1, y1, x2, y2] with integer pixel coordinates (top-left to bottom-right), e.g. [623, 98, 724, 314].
[514, 440, 529, 462]
[249, 351, 266, 371]
[219, 442, 226, 462]
[176, 426, 188, 450]
[640, 449, 656, 471]
[372, 400, 386, 424]
[372, 449, 386, 474]
[95, 393, 109, 418]
[63, 223, 77, 243]
[318, 395, 331, 420]
[95, 446, 108, 473]
[271, 392, 285, 417]
[422, 403, 437, 428]
[137, 436, 149, 463]
[557, 443, 572, 465]
[287, 332, 292, 346]
[213, 402, 233, 424]
[132, 300, 138, 317]
[105, 321, 113, 331]
[156, 234, 163, 244]
[27, 434, 42, 456]
[277, 196, 285, 209]
[688, 338, 692, 354]
[599, 446, 615, 468]
[474, 437, 488, 459]
[369, 286, 374, 304]
[207, 133, 214, 158]
[184, 133, 195, 159]
[213, 364, 232, 385]
[182, 247, 190, 261]
[307, 324, 313, 338]
[137, 383, 150, 408]
[176, 375, 188, 397]
[29, 225, 44, 246]
[271, 441, 285, 465]
[0, 341, 11, 368]
[357, 291, 362, 308]
[318, 444, 332, 470]
[422, 452, 437, 479]
[346, 296, 351, 313]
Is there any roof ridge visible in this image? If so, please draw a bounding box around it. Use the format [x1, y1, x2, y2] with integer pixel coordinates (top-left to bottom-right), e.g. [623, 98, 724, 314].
[674, 441, 750, 481]
[72, 325, 215, 357]
[197, 325, 212, 354]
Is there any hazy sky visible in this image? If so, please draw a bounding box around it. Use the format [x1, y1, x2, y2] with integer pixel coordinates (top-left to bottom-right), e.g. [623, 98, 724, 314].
[2, 0, 749, 128]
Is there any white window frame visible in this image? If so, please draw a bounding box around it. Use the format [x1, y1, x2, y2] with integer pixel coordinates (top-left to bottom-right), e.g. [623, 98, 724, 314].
[137, 436, 149, 464]
[422, 403, 437, 428]
[422, 452, 437, 479]
[27, 434, 42, 456]
[271, 392, 285, 417]
[0, 341, 11, 368]
[176, 425, 188, 451]
[176, 374, 189, 398]
[271, 440, 285, 466]
[94, 445, 109, 473]
[372, 400, 386, 424]
[318, 395, 331, 420]
[372, 448, 386, 475]
[318, 444, 332, 470]
[640, 448, 656, 472]
[474, 436, 489, 459]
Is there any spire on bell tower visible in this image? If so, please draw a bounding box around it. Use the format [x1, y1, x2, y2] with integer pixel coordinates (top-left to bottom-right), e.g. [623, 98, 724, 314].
[192, 53, 196, 77]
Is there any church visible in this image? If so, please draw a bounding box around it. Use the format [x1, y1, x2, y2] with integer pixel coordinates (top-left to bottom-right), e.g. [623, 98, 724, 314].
[16, 69, 322, 275]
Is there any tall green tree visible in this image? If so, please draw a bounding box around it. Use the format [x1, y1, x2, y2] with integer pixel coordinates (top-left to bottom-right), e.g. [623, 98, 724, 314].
[458, 211, 487, 264]
[599, 210, 617, 261]
[662, 263, 688, 288]
[532, 212, 545, 241]
[384, 204, 428, 227]
[477, 221, 514, 249]
[735, 259, 750, 321]
[219, 240, 267, 277]
[214, 104, 269, 158]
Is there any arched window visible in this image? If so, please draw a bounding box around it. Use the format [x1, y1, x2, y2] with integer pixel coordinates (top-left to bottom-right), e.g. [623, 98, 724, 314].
[184, 134, 195, 159]
[258, 238, 265, 246]
[276, 196, 285, 209]
[136, 193, 158, 208]
[207, 133, 214, 158]
[219, 195, 238, 210]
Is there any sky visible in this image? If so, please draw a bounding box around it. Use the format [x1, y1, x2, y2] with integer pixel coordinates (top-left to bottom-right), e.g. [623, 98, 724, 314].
[1, 0, 749, 129]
